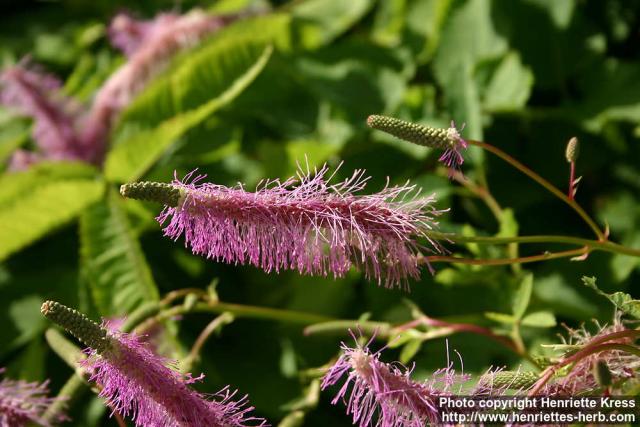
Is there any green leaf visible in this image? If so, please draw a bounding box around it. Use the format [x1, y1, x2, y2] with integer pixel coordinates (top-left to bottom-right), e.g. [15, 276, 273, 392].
[80, 188, 159, 316]
[0, 164, 104, 260]
[399, 338, 422, 364]
[512, 273, 533, 320]
[371, 0, 407, 47]
[533, 273, 597, 319]
[291, 0, 374, 49]
[105, 40, 274, 182]
[484, 52, 534, 112]
[0, 161, 98, 207]
[497, 208, 519, 238]
[0, 119, 29, 165]
[521, 311, 557, 328]
[583, 276, 640, 319]
[485, 311, 516, 325]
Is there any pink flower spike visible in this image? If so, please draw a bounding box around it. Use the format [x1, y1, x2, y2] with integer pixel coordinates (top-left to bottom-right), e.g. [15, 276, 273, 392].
[321, 335, 470, 427]
[41, 301, 267, 427]
[121, 165, 446, 290]
[0, 368, 64, 427]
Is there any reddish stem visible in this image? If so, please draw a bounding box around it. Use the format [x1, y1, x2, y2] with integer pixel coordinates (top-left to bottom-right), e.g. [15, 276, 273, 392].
[396, 316, 519, 354]
[568, 161, 576, 200]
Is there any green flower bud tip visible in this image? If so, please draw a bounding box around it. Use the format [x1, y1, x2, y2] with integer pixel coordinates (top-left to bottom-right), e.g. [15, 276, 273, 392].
[120, 181, 184, 207]
[489, 370, 539, 390]
[593, 360, 612, 387]
[367, 115, 467, 175]
[565, 137, 579, 163]
[41, 301, 111, 354]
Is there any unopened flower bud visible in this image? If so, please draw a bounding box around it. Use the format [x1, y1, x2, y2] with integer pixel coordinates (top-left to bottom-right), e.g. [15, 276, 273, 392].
[565, 137, 579, 163]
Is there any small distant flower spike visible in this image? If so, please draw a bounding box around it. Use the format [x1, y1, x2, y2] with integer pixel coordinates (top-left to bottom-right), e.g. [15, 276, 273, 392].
[121, 165, 445, 289]
[0, 369, 63, 427]
[321, 335, 469, 427]
[367, 115, 467, 176]
[41, 301, 266, 427]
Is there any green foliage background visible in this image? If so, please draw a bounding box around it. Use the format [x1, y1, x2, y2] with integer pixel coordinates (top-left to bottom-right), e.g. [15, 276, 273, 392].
[1, 0, 639, 425]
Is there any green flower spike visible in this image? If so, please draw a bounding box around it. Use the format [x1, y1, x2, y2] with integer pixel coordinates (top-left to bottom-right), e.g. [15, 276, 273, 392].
[120, 181, 184, 207]
[487, 370, 539, 390]
[41, 301, 111, 354]
[367, 114, 468, 175]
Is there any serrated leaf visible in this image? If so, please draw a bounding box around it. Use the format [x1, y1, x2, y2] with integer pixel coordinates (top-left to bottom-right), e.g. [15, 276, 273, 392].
[0, 168, 104, 260]
[512, 273, 533, 320]
[105, 40, 273, 182]
[80, 188, 159, 316]
[583, 276, 640, 319]
[521, 311, 557, 328]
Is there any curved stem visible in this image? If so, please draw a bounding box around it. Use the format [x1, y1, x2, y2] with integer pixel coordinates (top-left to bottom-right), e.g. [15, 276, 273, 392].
[423, 247, 587, 266]
[468, 139, 605, 240]
[183, 312, 234, 372]
[425, 231, 640, 258]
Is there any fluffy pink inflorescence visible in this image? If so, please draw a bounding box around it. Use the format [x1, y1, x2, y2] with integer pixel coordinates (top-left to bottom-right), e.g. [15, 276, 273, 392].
[541, 313, 640, 395]
[321, 337, 469, 427]
[81, 322, 266, 427]
[158, 165, 444, 289]
[0, 368, 62, 427]
[0, 64, 103, 168]
[439, 121, 468, 177]
[90, 9, 229, 135]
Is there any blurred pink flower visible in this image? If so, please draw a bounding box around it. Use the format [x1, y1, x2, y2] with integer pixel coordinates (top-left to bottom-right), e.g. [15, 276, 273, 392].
[0, 368, 63, 427]
[321, 336, 469, 427]
[90, 9, 232, 135]
[0, 63, 103, 167]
